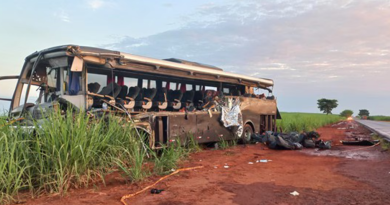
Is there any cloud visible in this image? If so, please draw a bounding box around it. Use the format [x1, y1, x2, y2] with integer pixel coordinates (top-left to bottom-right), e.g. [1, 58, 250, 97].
[54, 10, 70, 23]
[86, 0, 113, 10]
[162, 3, 173, 8]
[103, 0, 390, 114]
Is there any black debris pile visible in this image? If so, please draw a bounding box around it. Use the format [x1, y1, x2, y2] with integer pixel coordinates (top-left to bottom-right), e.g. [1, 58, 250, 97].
[251, 131, 332, 150]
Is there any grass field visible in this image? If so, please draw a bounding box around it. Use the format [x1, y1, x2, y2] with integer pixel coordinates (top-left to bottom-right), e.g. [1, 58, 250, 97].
[367, 115, 390, 121]
[278, 112, 343, 133]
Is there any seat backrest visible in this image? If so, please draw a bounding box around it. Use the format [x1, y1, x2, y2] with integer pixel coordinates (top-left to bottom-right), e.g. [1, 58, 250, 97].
[99, 83, 113, 95]
[143, 88, 157, 100]
[128, 86, 141, 99]
[112, 83, 122, 98]
[88, 82, 101, 93]
[118, 85, 128, 99]
[182, 90, 195, 103]
[99, 82, 121, 97]
[168, 90, 183, 101]
[193, 91, 203, 104]
[135, 88, 145, 101]
[154, 88, 167, 102]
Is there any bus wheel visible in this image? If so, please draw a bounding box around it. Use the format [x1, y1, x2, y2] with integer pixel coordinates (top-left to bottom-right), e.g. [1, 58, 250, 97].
[241, 124, 253, 144]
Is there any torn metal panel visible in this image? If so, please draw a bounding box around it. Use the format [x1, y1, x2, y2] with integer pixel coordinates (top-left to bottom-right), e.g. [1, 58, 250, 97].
[221, 99, 243, 137]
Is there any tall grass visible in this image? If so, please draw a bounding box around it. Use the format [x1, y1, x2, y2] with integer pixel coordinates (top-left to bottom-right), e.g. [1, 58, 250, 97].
[0, 110, 197, 204]
[278, 112, 342, 132]
[0, 110, 148, 204]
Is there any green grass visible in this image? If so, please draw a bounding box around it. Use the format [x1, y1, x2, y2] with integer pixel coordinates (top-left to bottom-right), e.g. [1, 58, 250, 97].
[372, 135, 390, 151]
[368, 115, 390, 121]
[152, 139, 187, 175]
[278, 112, 343, 133]
[0, 110, 166, 204]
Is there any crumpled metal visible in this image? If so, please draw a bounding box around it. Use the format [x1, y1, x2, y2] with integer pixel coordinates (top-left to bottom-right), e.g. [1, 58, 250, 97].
[220, 98, 243, 137]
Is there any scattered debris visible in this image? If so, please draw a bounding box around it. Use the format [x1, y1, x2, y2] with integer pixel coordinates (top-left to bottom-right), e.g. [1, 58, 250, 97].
[248, 162, 254, 164]
[120, 166, 203, 205]
[259, 159, 268, 163]
[290, 191, 300, 196]
[224, 164, 229, 169]
[252, 131, 332, 150]
[341, 140, 379, 146]
[150, 189, 164, 194]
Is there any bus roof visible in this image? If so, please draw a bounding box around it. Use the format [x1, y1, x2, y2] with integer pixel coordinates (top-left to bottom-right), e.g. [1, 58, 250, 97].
[26, 45, 274, 88]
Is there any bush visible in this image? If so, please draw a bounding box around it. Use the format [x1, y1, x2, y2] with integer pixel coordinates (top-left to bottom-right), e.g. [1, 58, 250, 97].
[340, 110, 353, 118]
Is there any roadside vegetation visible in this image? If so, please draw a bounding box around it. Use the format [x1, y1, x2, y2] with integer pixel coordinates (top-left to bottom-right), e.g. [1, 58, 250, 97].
[0, 110, 199, 204]
[278, 112, 343, 133]
[368, 115, 390, 121]
[372, 134, 390, 151]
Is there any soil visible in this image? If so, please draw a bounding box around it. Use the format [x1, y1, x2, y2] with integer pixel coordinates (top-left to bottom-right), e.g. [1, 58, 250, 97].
[20, 120, 390, 205]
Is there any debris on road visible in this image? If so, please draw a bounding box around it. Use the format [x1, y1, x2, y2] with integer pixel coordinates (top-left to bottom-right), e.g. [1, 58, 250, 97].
[341, 140, 380, 146]
[150, 189, 164, 194]
[252, 131, 332, 150]
[259, 159, 268, 163]
[290, 191, 300, 196]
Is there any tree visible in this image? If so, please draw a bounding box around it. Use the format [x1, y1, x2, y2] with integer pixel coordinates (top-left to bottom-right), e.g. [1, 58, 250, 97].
[340, 109, 353, 118]
[358, 109, 370, 117]
[317, 98, 338, 115]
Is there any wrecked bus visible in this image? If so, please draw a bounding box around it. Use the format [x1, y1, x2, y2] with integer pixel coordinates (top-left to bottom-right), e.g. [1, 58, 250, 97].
[0, 45, 280, 148]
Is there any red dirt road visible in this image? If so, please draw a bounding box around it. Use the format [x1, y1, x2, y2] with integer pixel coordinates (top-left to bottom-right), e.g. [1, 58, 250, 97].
[24, 121, 390, 205]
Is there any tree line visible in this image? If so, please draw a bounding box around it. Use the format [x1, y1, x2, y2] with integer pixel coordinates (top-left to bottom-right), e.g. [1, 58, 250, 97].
[317, 98, 369, 118]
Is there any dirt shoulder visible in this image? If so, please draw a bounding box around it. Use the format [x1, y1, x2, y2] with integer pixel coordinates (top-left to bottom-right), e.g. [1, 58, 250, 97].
[23, 121, 390, 205]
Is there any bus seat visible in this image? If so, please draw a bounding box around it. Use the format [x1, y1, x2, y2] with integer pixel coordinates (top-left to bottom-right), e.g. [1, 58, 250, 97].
[124, 86, 140, 109]
[88, 82, 101, 93]
[193, 91, 204, 110]
[134, 88, 145, 109]
[154, 88, 168, 110]
[117, 85, 128, 99]
[92, 82, 121, 108]
[168, 90, 183, 110]
[142, 88, 157, 110]
[181, 90, 195, 108]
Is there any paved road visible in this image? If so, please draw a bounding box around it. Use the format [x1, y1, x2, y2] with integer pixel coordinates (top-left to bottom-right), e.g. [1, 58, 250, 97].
[356, 120, 390, 141]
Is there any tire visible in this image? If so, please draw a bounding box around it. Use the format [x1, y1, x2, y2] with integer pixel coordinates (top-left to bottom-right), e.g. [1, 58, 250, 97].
[240, 124, 254, 144]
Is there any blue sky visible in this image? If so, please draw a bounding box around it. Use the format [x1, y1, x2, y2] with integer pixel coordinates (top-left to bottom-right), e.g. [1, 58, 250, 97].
[0, 0, 389, 115]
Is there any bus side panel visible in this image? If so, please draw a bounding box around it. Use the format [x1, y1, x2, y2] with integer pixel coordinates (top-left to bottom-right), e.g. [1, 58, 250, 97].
[240, 97, 277, 133]
[168, 113, 197, 144]
[195, 112, 235, 142]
